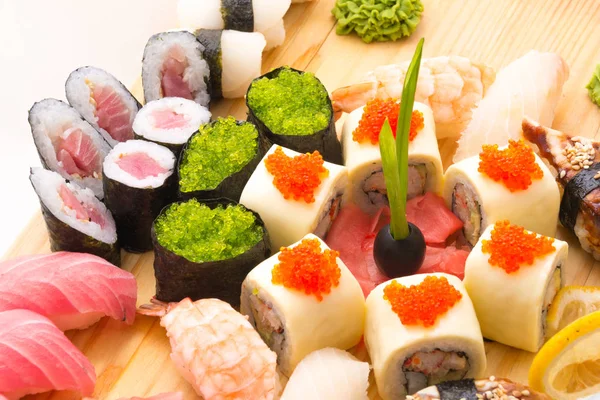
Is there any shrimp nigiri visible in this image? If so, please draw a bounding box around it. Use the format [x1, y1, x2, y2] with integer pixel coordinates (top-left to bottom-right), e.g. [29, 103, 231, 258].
[331, 56, 496, 140]
[138, 298, 279, 400]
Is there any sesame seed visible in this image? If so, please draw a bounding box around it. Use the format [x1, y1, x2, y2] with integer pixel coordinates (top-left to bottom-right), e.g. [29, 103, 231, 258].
[594, 172, 600, 179]
[512, 390, 522, 397]
[522, 390, 530, 396]
[560, 170, 566, 178]
[573, 165, 581, 171]
[490, 376, 496, 381]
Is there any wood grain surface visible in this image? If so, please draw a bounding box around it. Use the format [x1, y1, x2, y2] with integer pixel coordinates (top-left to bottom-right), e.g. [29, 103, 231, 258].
[6, 0, 600, 398]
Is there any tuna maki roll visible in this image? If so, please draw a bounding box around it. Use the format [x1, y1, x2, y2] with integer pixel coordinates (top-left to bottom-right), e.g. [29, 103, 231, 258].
[246, 67, 342, 164]
[195, 29, 266, 99]
[133, 97, 211, 157]
[142, 31, 211, 107]
[29, 98, 112, 199]
[151, 198, 270, 306]
[30, 168, 120, 266]
[103, 140, 177, 253]
[66, 66, 142, 146]
[178, 117, 266, 201]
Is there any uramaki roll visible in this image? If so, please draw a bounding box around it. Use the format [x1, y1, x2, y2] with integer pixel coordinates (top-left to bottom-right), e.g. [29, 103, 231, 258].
[240, 234, 365, 377]
[463, 222, 567, 352]
[443, 142, 560, 246]
[365, 273, 486, 399]
[341, 102, 443, 214]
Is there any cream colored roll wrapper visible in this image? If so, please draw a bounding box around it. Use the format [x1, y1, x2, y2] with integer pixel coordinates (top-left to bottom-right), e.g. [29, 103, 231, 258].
[463, 224, 567, 352]
[365, 273, 486, 400]
[341, 101, 443, 214]
[240, 234, 366, 377]
[443, 149, 560, 242]
[240, 145, 348, 250]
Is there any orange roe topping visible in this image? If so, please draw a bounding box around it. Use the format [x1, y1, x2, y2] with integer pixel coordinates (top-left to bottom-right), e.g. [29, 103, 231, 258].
[478, 139, 543, 192]
[271, 238, 341, 301]
[482, 220, 555, 274]
[383, 276, 462, 327]
[265, 147, 329, 203]
[352, 98, 424, 145]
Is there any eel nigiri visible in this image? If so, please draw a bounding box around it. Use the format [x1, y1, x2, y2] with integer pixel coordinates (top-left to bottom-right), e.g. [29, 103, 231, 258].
[281, 348, 370, 400]
[0, 309, 96, 399]
[331, 56, 496, 140]
[138, 298, 279, 400]
[0, 252, 137, 331]
[454, 50, 569, 162]
[407, 377, 550, 400]
[523, 118, 600, 260]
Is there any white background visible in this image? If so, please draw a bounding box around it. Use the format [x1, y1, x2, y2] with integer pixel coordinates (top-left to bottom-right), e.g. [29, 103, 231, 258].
[0, 0, 178, 256]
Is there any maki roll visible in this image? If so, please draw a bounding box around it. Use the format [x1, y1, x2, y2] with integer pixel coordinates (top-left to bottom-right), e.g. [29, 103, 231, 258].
[239, 145, 348, 250]
[443, 139, 560, 246]
[177, 0, 290, 50]
[103, 140, 177, 253]
[246, 67, 342, 164]
[132, 97, 211, 157]
[152, 198, 270, 306]
[142, 31, 211, 107]
[178, 117, 266, 201]
[365, 273, 486, 399]
[407, 377, 550, 400]
[195, 29, 266, 99]
[240, 234, 366, 377]
[342, 101, 443, 214]
[463, 221, 567, 352]
[30, 168, 119, 266]
[28, 99, 112, 199]
[65, 66, 142, 146]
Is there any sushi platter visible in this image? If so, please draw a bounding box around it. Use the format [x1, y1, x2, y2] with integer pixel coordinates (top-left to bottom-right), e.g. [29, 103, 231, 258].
[3, 0, 600, 399]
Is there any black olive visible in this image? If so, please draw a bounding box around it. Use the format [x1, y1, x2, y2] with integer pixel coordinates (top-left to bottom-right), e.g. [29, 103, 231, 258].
[373, 222, 426, 278]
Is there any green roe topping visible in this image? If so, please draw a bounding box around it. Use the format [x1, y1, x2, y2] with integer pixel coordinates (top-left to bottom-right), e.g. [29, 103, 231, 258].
[587, 64, 600, 108]
[179, 117, 258, 192]
[332, 0, 424, 44]
[154, 199, 263, 262]
[247, 67, 331, 136]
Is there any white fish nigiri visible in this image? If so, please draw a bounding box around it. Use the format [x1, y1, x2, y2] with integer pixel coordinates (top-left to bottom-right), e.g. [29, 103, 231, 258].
[0, 252, 137, 331]
[0, 309, 96, 399]
[281, 348, 370, 400]
[453, 50, 569, 162]
[139, 298, 279, 400]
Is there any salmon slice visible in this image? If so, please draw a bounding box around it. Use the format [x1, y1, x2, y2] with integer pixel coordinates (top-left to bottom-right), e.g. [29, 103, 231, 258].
[418, 246, 469, 279]
[59, 184, 106, 227]
[116, 152, 168, 180]
[92, 85, 133, 142]
[151, 108, 188, 129]
[161, 46, 193, 100]
[55, 128, 101, 177]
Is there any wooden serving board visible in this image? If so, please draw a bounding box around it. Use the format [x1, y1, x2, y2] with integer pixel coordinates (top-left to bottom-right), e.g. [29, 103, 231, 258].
[7, 0, 600, 398]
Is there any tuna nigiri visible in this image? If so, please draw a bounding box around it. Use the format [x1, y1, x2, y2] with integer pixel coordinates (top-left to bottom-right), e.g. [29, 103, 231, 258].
[281, 348, 370, 400]
[454, 50, 569, 162]
[138, 298, 279, 400]
[0, 309, 96, 399]
[0, 252, 137, 331]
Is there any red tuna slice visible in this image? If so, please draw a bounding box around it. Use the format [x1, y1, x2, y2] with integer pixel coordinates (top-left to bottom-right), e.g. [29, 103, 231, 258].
[161, 46, 193, 100]
[59, 184, 106, 228]
[93, 85, 133, 142]
[406, 193, 463, 245]
[417, 245, 470, 279]
[151, 108, 188, 129]
[116, 152, 168, 180]
[55, 128, 101, 177]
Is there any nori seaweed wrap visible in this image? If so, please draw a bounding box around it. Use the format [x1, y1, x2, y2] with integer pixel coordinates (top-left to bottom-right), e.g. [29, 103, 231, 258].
[246, 66, 342, 164]
[30, 168, 121, 266]
[151, 198, 271, 307]
[178, 117, 268, 202]
[103, 140, 177, 253]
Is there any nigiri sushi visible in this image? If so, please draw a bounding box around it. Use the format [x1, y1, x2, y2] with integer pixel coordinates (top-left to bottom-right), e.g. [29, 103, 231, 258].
[407, 377, 550, 400]
[454, 50, 569, 162]
[0, 309, 96, 399]
[331, 56, 496, 140]
[281, 348, 370, 400]
[0, 252, 137, 331]
[138, 298, 279, 399]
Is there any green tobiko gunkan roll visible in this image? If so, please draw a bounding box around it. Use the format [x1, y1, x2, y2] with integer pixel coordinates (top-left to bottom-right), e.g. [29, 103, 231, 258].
[151, 198, 270, 306]
[246, 66, 342, 164]
[178, 116, 267, 201]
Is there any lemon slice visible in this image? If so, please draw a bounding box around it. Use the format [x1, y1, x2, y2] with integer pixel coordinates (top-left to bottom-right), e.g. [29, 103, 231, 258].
[530, 310, 600, 399]
[546, 286, 600, 339]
